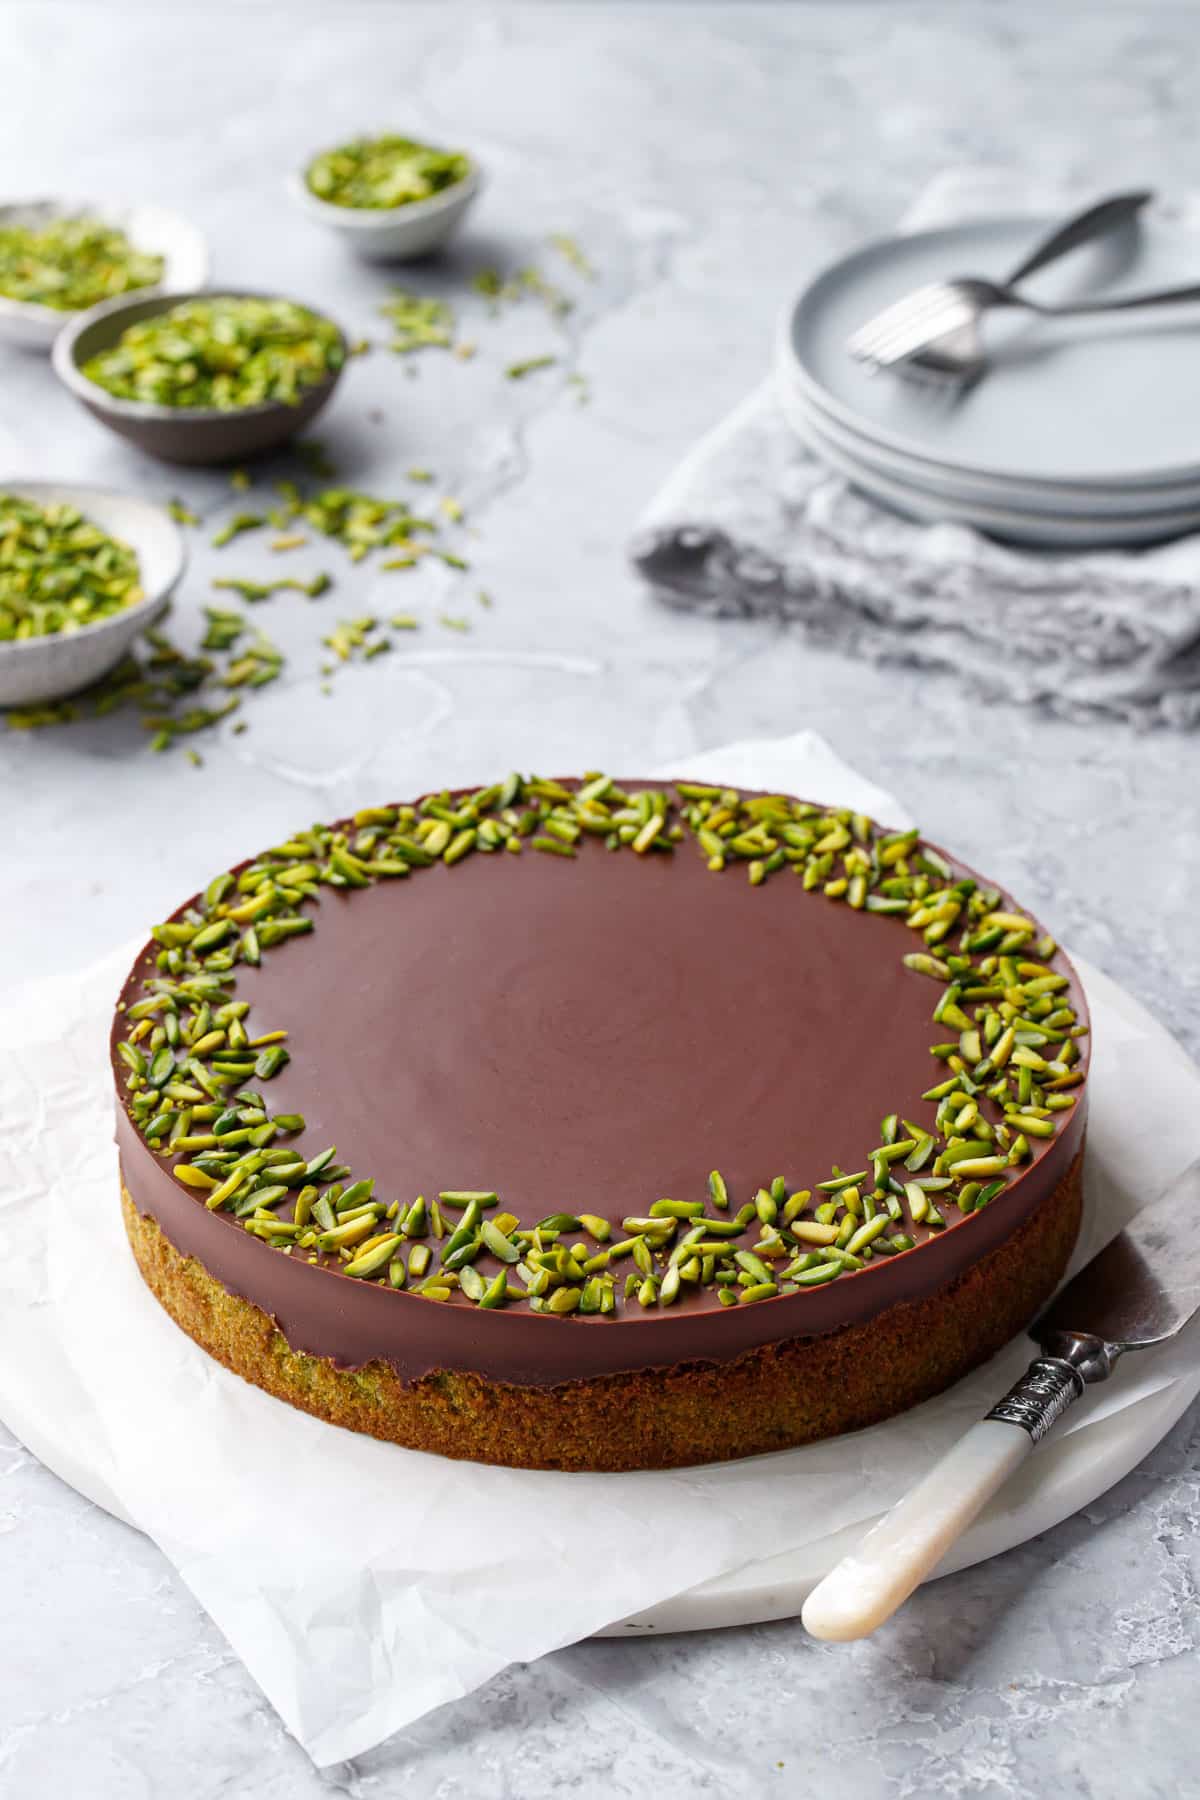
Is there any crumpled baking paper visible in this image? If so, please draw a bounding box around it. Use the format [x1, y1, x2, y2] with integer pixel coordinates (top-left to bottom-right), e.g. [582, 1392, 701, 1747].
[1, 731, 1198, 1765]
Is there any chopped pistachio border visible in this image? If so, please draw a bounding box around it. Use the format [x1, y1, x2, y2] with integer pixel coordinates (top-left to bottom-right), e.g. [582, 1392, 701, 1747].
[115, 776, 1086, 1317]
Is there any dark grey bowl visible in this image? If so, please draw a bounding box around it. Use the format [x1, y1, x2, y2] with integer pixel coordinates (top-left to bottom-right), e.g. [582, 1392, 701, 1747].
[51, 288, 347, 466]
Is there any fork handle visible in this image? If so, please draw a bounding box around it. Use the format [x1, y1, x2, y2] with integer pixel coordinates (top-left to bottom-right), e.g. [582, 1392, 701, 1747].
[1004, 191, 1153, 287]
[1041, 281, 1200, 314]
[989, 280, 1200, 317]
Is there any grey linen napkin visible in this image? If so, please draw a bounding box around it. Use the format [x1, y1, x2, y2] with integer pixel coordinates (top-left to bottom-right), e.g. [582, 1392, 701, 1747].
[631, 176, 1200, 730]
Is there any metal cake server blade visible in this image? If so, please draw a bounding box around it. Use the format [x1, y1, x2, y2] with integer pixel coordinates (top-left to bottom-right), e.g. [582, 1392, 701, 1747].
[802, 1154, 1200, 1642]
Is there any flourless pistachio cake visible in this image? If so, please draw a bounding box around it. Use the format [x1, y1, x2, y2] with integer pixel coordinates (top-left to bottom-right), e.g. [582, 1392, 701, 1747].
[112, 775, 1089, 1470]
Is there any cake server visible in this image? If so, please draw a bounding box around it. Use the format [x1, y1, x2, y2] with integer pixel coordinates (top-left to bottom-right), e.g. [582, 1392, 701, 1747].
[802, 1153, 1200, 1642]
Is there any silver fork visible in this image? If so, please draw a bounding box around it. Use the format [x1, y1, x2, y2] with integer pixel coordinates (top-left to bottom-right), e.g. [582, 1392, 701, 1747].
[893, 270, 1200, 391]
[847, 191, 1153, 375]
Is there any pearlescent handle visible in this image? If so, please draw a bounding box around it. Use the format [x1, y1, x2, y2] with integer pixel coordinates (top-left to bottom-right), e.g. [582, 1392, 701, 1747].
[801, 1419, 1035, 1642]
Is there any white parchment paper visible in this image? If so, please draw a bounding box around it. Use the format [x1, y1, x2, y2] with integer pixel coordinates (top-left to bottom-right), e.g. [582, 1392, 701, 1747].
[1, 732, 1199, 1765]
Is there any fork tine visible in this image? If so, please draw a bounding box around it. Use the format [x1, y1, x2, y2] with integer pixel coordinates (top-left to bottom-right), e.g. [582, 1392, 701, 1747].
[853, 291, 971, 361]
[847, 283, 976, 358]
[853, 294, 977, 368]
[846, 283, 956, 357]
[896, 357, 963, 397]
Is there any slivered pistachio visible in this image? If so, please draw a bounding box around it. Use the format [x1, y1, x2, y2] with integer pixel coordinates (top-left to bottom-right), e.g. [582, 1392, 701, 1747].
[0, 495, 143, 642]
[0, 214, 163, 311]
[845, 1215, 890, 1256]
[734, 1249, 774, 1284]
[202, 1164, 251, 1211]
[83, 296, 345, 410]
[506, 354, 558, 381]
[790, 1221, 840, 1245]
[174, 1164, 218, 1190]
[794, 1262, 842, 1286]
[344, 1234, 402, 1278]
[480, 1220, 520, 1262]
[941, 1138, 993, 1169]
[904, 1134, 935, 1171]
[458, 1264, 487, 1302]
[739, 1281, 778, 1304]
[781, 1189, 811, 1225]
[336, 1179, 375, 1211]
[308, 135, 470, 212]
[708, 1170, 729, 1210]
[467, 1268, 504, 1307]
[212, 572, 331, 603]
[904, 1181, 930, 1224]
[946, 1156, 1008, 1179]
[649, 1198, 703, 1220]
[1008, 1113, 1056, 1139]
[546, 1285, 581, 1315]
[401, 1196, 427, 1237]
[442, 1236, 483, 1272]
[902, 952, 951, 981]
[816, 1169, 868, 1193]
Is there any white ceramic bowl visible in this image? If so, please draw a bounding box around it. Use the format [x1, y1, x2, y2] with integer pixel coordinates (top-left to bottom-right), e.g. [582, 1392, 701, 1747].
[0, 199, 209, 352]
[288, 159, 481, 262]
[0, 482, 186, 707]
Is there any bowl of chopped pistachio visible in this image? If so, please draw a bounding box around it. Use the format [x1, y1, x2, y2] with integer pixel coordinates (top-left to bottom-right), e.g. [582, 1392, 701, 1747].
[52, 289, 348, 465]
[0, 200, 208, 351]
[0, 483, 186, 707]
[290, 132, 481, 261]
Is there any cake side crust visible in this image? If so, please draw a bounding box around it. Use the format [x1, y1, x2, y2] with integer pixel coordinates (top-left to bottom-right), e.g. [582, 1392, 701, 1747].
[120, 1140, 1084, 1472]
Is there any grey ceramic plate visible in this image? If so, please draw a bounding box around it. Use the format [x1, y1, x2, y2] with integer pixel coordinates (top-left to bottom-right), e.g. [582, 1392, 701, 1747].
[784, 212, 1200, 490]
[780, 384, 1200, 549]
[778, 362, 1200, 520]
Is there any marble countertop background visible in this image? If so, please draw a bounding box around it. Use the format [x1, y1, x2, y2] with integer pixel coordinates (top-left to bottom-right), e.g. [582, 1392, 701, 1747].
[3, 4, 1200, 1795]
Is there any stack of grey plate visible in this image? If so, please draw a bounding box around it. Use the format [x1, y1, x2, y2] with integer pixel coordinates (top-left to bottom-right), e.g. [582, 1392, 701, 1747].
[776, 214, 1200, 549]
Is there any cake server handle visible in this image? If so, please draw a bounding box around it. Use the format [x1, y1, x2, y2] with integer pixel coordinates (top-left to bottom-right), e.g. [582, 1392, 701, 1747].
[801, 1356, 1088, 1641]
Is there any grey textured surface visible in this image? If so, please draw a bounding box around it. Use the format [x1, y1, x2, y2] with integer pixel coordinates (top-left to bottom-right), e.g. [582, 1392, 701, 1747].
[2, 5, 1200, 1795]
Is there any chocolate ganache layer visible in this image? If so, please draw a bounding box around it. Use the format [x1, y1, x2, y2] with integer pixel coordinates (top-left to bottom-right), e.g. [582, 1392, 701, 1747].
[113, 779, 1089, 1390]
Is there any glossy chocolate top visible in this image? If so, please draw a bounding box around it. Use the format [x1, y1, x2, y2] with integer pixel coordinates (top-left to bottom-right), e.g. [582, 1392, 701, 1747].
[113, 784, 1089, 1386]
